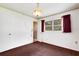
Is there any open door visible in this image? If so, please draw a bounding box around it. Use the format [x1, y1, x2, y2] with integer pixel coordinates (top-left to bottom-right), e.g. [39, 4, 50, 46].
[33, 21, 38, 42]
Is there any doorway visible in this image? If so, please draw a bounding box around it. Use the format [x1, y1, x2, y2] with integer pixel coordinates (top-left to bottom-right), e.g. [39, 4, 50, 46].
[33, 21, 38, 42]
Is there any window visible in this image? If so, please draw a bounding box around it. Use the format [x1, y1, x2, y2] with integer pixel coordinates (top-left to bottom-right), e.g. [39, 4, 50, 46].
[53, 19, 61, 31]
[45, 21, 52, 31]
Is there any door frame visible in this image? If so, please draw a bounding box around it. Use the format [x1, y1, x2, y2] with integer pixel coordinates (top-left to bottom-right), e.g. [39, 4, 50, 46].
[33, 21, 38, 42]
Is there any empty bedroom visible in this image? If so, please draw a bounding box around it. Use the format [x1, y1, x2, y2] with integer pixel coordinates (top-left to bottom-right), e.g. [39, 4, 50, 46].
[0, 3, 79, 56]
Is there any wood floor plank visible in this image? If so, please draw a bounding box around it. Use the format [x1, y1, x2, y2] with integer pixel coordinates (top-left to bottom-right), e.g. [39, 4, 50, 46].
[0, 41, 79, 56]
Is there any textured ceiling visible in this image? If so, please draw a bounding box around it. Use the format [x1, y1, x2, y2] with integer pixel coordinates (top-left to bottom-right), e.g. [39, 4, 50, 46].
[0, 3, 79, 18]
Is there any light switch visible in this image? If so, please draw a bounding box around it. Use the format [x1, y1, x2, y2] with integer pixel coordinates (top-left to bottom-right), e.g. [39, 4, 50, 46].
[9, 33, 11, 35]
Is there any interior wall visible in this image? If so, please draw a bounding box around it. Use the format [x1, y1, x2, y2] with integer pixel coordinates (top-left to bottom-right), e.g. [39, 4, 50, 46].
[0, 7, 34, 52]
[38, 9, 79, 51]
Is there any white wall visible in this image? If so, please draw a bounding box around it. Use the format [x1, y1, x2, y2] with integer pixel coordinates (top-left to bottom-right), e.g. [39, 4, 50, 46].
[0, 7, 34, 52]
[38, 9, 79, 51]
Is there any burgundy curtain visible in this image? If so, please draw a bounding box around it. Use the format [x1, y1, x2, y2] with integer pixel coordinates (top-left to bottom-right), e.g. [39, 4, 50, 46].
[62, 14, 71, 33]
[41, 20, 45, 32]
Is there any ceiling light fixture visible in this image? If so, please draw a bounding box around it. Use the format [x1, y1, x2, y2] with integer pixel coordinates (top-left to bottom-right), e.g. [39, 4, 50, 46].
[33, 3, 42, 16]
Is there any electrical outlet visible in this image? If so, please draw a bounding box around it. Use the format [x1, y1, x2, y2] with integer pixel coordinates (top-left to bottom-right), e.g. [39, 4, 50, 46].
[75, 41, 78, 44]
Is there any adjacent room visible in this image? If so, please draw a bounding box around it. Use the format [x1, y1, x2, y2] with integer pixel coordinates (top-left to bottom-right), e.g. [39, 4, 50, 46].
[0, 3, 79, 56]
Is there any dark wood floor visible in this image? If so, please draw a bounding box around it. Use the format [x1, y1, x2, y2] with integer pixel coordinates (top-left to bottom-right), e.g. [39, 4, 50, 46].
[0, 41, 79, 56]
